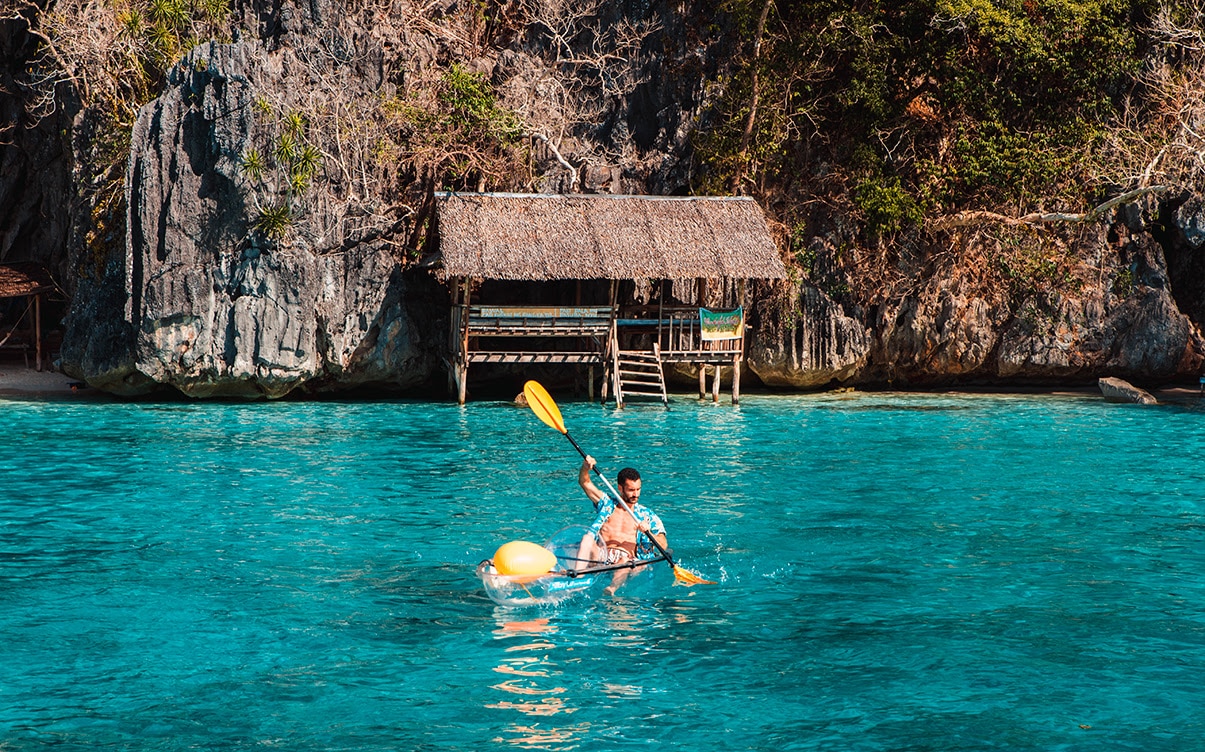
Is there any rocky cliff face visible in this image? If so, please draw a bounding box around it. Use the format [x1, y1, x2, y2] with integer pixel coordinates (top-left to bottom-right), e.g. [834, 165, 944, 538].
[0, 5, 76, 279]
[60, 38, 441, 397]
[752, 195, 1205, 390]
[52, 0, 741, 397]
[11, 0, 1205, 397]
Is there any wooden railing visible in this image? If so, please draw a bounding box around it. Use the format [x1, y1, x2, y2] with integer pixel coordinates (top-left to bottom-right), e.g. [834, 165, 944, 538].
[467, 305, 613, 337]
[616, 305, 743, 361]
[457, 305, 615, 364]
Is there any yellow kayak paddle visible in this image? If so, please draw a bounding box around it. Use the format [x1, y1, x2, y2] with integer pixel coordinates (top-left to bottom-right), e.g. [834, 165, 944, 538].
[522, 380, 715, 586]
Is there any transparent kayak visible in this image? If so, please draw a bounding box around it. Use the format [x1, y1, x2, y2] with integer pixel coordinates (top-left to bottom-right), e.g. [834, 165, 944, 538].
[477, 525, 665, 606]
[477, 525, 602, 606]
[477, 562, 600, 606]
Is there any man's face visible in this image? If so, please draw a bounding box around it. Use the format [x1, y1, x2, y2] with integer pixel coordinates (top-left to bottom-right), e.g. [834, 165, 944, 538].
[618, 478, 642, 505]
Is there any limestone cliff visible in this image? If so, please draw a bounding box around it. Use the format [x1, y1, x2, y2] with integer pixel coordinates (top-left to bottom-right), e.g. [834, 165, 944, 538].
[753, 194, 1204, 389]
[62, 39, 439, 397]
[4, 0, 1204, 398]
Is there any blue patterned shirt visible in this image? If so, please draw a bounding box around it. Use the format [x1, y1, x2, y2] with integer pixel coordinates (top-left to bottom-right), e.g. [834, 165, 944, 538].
[587, 493, 666, 560]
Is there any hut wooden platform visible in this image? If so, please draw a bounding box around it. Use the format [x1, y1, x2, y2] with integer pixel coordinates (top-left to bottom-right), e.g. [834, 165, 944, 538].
[427, 193, 786, 405]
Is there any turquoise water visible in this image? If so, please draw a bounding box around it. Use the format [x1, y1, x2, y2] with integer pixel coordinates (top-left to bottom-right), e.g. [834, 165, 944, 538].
[3, 391, 1205, 750]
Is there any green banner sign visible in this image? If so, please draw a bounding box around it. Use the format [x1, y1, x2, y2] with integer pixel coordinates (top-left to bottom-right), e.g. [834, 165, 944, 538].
[699, 307, 744, 341]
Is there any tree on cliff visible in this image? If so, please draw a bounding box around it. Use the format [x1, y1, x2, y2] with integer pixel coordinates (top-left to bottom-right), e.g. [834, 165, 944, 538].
[693, 0, 1204, 308]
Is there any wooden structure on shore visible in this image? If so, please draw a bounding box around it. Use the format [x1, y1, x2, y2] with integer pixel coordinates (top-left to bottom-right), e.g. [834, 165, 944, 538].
[427, 193, 786, 405]
[0, 263, 56, 371]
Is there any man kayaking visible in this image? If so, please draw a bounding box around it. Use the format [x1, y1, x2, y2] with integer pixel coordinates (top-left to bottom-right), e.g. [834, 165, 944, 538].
[577, 455, 668, 594]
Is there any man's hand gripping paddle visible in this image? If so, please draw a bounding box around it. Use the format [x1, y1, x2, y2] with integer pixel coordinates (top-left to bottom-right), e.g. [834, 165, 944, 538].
[523, 380, 715, 586]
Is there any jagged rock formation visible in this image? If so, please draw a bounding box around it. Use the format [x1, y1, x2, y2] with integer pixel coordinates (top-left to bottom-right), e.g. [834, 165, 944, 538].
[0, 5, 76, 280]
[747, 280, 871, 388]
[5, 0, 1205, 397]
[60, 39, 440, 397]
[755, 195, 1204, 390]
[50, 0, 738, 397]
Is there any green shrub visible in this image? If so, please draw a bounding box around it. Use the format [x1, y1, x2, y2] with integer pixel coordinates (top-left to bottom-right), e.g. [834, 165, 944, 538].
[853, 177, 923, 236]
[692, 0, 1152, 248]
[255, 202, 294, 240]
[438, 64, 523, 145]
[239, 149, 266, 184]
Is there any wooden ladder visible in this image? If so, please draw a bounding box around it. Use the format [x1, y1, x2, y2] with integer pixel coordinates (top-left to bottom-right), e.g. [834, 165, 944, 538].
[613, 344, 668, 407]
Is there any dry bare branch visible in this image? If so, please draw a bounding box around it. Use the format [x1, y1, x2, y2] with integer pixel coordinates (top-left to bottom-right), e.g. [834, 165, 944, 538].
[929, 186, 1171, 232]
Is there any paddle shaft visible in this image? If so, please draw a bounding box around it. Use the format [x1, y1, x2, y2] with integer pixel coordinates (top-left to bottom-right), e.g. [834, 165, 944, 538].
[565, 555, 667, 578]
[561, 431, 679, 568]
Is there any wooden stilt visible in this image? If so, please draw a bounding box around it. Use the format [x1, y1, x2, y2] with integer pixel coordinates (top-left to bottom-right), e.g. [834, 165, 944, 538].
[455, 278, 471, 403]
[732, 355, 741, 404]
[588, 365, 595, 401]
[34, 293, 43, 372]
[614, 360, 624, 408]
[609, 280, 620, 406]
[712, 364, 721, 403]
[698, 365, 707, 399]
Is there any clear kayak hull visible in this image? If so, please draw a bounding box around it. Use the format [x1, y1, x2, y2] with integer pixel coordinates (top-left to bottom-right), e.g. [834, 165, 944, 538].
[478, 525, 607, 606]
[476, 561, 600, 606]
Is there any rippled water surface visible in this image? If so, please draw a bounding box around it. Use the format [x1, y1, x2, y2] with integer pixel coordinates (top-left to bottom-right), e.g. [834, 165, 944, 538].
[3, 391, 1205, 750]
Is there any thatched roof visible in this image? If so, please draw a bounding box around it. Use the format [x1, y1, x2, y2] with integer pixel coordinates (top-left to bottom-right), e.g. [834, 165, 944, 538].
[431, 193, 787, 281]
[0, 263, 55, 298]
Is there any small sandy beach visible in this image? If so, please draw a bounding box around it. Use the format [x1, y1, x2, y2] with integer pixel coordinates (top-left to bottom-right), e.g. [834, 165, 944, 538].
[0, 361, 85, 398]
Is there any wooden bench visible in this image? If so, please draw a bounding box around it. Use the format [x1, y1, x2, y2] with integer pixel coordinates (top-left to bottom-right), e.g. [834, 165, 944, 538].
[459, 305, 615, 365]
[467, 306, 613, 337]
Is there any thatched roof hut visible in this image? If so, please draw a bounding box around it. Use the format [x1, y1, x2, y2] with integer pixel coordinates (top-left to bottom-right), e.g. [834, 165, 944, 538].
[430, 193, 786, 281]
[0, 263, 55, 299]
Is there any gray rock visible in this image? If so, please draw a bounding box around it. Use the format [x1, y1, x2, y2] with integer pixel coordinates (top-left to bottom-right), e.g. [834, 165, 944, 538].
[1098, 376, 1157, 404]
[872, 274, 1009, 384]
[1175, 197, 1205, 248]
[0, 10, 77, 280]
[746, 279, 871, 388]
[749, 219, 1204, 389]
[61, 39, 436, 397]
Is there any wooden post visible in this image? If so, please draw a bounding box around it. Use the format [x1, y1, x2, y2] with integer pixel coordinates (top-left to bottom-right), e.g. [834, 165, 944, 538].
[457, 278, 472, 404]
[614, 364, 624, 409]
[735, 284, 746, 406]
[732, 355, 741, 405]
[657, 280, 666, 354]
[34, 293, 43, 372]
[698, 365, 707, 399]
[609, 280, 620, 406]
[712, 364, 721, 403]
[456, 363, 468, 405]
[588, 365, 595, 402]
[448, 282, 460, 398]
[576, 281, 585, 397]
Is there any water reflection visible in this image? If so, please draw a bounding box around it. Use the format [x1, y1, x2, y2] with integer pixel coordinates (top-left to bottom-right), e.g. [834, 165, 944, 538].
[486, 615, 590, 750]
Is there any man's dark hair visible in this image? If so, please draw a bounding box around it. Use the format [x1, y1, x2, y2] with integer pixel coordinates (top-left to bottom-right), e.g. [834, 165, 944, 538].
[617, 467, 640, 484]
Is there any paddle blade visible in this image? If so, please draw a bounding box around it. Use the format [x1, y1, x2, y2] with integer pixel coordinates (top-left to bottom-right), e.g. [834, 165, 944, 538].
[672, 564, 716, 586]
[524, 380, 566, 434]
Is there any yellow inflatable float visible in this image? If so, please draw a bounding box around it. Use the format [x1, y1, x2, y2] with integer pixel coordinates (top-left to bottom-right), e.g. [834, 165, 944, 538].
[492, 540, 557, 577]
[478, 527, 611, 606]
